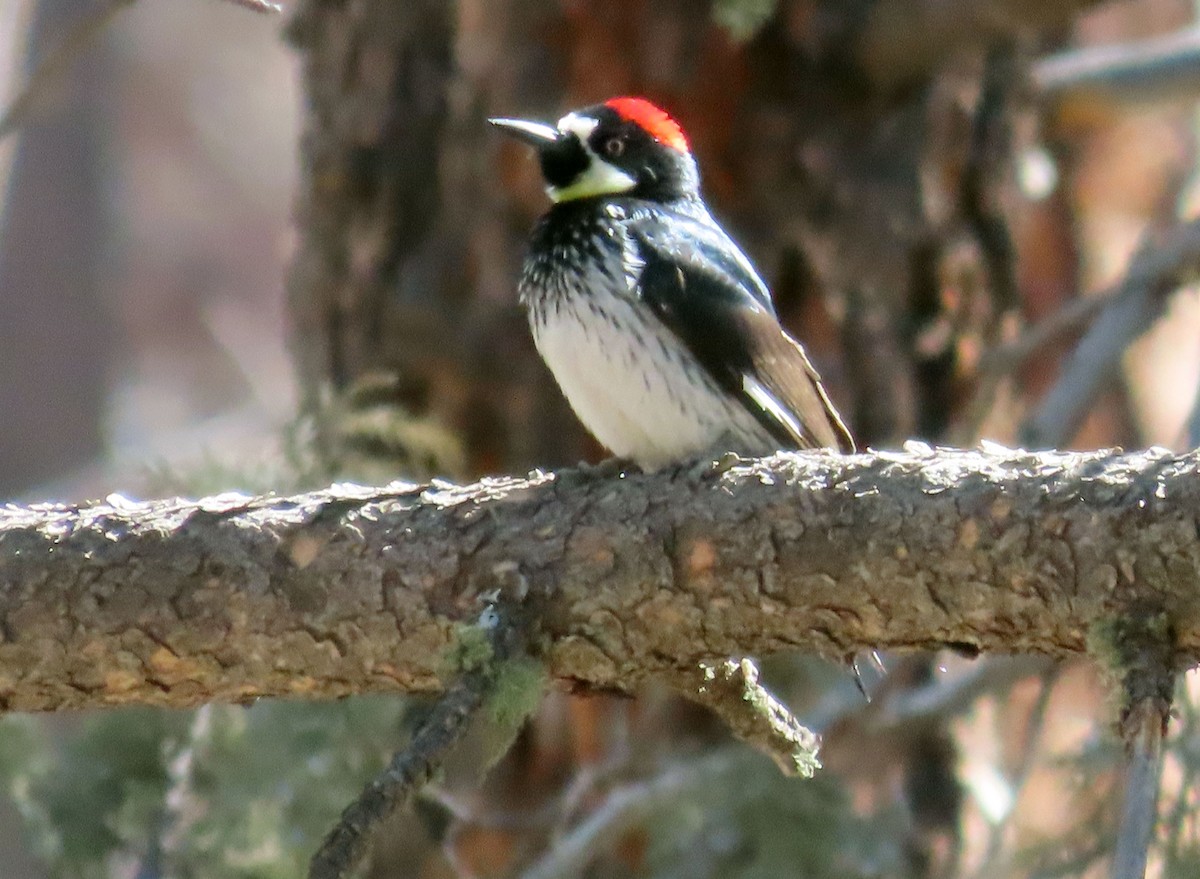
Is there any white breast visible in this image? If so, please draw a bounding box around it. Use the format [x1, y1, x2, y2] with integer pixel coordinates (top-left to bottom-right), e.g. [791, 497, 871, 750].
[530, 283, 774, 469]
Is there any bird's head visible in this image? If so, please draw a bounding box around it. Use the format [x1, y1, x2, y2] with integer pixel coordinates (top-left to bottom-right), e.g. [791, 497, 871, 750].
[490, 97, 699, 205]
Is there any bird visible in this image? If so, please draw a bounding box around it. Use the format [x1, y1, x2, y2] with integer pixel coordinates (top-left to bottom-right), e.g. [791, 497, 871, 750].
[490, 97, 854, 470]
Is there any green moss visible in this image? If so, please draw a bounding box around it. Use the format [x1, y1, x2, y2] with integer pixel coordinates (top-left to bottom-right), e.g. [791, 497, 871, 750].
[441, 624, 547, 769]
[1087, 611, 1172, 682]
[444, 622, 495, 675]
[478, 656, 548, 770]
[712, 0, 778, 40]
[488, 656, 547, 731]
[1085, 617, 1125, 683]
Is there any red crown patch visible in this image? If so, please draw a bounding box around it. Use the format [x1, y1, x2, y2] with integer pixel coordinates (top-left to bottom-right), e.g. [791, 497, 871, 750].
[604, 97, 689, 153]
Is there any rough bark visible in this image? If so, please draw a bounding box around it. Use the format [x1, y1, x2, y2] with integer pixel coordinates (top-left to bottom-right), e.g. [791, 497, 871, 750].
[0, 446, 1196, 715]
[284, 0, 453, 402]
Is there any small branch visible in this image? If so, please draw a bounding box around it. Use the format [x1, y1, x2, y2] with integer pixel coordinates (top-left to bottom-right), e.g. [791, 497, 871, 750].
[1021, 218, 1200, 449]
[856, 0, 1100, 90]
[135, 705, 213, 879]
[963, 43, 1020, 316]
[0, 0, 134, 143]
[1104, 613, 1177, 879]
[977, 293, 1108, 380]
[683, 658, 821, 777]
[517, 747, 753, 879]
[971, 667, 1059, 879]
[953, 43, 1023, 444]
[522, 656, 1055, 879]
[308, 601, 530, 879]
[219, 0, 283, 13]
[1035, 27, 1200, 108]
[873, 656, 1054, 731]
[1112, 708, 1168, 879]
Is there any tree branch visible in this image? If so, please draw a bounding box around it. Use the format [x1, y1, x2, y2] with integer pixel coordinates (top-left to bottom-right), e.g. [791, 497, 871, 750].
[309, 600, 531, 879]
[686, 658, 821, 777]
[1035, 26, 1200, 108]
[517, 747, 753, 879]
[1021, 218, 1200, 449]
[2, 447, 1200, 714]
[1104, 612, 1176, 879]
[856, 0, 1102, 90]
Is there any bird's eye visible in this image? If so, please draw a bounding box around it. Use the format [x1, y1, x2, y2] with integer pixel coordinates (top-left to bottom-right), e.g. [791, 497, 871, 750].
[604, 137, 625, 158]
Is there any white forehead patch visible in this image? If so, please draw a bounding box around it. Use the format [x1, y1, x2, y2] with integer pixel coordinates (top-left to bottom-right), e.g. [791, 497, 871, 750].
[557, 112, 599, 141]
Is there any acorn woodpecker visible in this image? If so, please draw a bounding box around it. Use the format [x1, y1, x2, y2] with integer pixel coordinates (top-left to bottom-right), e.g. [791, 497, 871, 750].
[491, 97, 854, 469]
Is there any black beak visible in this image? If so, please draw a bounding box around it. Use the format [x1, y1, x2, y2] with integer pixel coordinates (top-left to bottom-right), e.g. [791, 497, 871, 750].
[488, 117, 562, 150]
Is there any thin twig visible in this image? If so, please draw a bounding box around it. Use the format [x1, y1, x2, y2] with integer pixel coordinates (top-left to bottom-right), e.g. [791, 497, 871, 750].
[1021, 217, 1200, 449]
[428, 738, 633, 878]
[308, 602, 530, 879]
[0, 0, 135, 143]
[517, 748, 752, 879]
[1106, 613, 1176, 879]
[682, 658, 821, 777]
[0, 0, 282, 145]
[1035, 26, 1200, 107]
[219, 0, 284, 12]
[308, 678, 490, 879]
[134, 705, 213, 879]
[873, 656, 1054, 731]
[1112, 698, 1172, 879]
[547, 745, 633, 840]
[964, 43, 1020, 315]
[961, 289, 1111, 446]
[1163, 675, 1200, 871]
[523, 657, 1053, 879]
[951, 44, 1022, 445]
[978, 293, 1109, 379]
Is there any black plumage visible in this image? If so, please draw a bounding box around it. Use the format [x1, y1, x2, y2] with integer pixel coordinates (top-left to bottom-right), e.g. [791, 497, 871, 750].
[629, 207, 854, 453]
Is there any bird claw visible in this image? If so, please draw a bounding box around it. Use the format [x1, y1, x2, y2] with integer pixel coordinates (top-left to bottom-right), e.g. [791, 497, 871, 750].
[558, 457, 641, 487]
[687, 434, 749, 479]
[850, 650, 887, 701]
[589, 456, 640, 478]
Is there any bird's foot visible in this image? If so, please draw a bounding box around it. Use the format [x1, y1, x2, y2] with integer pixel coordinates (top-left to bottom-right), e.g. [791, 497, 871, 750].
[689, 434, 751, 479]
[556, 456, 641, 487]
[587, 456, 641, 478]
[849, 650, 887, 702]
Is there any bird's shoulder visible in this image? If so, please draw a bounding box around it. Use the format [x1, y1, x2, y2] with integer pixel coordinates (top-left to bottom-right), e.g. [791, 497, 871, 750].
[618, 201, 776, 315]
[620, 201, 855, 453]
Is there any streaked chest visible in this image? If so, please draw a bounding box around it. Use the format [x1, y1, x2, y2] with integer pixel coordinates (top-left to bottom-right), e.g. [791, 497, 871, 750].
[520, 235, 773, 467]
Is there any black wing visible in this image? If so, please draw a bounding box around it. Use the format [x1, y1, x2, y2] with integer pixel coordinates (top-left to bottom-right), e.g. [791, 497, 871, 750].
[629, 209, 854, 453]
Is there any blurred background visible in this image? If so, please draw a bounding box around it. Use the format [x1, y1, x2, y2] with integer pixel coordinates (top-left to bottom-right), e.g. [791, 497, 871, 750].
[0, 0, 297, 502]
[4, 0, 1200, 876]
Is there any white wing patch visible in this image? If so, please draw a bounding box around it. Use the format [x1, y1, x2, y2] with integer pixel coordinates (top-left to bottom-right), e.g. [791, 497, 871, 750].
[742, 375, 804, 444]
